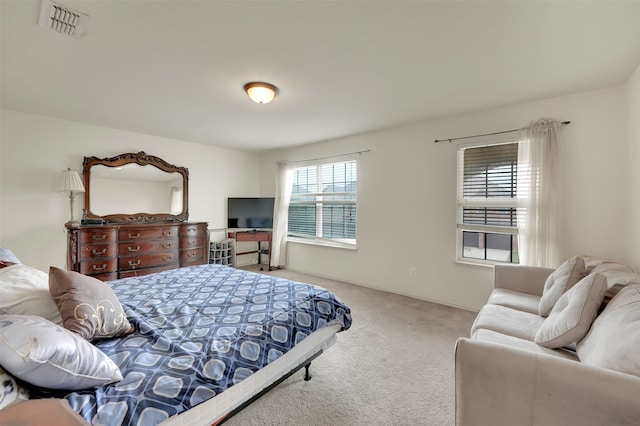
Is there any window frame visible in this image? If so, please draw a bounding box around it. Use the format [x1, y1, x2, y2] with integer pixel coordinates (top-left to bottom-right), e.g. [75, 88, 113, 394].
[456, 136, 520, 265]
[287, 157, 358, 250]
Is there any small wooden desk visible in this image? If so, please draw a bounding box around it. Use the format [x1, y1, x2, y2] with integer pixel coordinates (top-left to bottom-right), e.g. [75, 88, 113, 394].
[228, 230, 272, 271]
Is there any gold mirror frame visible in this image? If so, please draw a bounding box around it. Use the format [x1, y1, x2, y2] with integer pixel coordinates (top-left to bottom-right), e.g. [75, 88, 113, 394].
[83, 151, 189, 223]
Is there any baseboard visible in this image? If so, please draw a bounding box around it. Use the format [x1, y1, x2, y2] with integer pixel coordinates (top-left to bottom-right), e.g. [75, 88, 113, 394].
[281, 266, 480, 313]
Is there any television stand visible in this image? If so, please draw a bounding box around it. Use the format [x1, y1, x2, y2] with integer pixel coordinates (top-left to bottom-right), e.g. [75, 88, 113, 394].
[228, 230, 272, 271]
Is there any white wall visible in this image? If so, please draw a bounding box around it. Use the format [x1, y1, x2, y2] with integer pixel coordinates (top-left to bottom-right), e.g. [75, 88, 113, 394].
[2, 81, 635, 310]
[260, 86, 632, 311]
[0, 109, 261, 271]
[627, 64, 640, 272]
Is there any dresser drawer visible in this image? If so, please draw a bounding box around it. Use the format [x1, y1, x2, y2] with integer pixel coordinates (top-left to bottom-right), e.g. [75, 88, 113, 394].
[180, 247, 204, 264]
[79, 228, 117, 244]
[180, 224, 205, 237]
[79, 259, 118, 275]
[119, 226, 179, 242]
[179, 236, 203, 249]
[119, 252, 179, 271]
[78, 243, 117, 261]
[118, 240, 178, 256]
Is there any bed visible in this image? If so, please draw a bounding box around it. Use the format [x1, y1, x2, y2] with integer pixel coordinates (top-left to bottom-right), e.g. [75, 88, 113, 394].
[0, 261, 352, 426]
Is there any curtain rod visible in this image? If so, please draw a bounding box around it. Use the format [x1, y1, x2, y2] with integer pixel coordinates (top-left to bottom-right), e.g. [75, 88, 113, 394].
[434, 121, 571, 144]
[293, 149, 371, 164]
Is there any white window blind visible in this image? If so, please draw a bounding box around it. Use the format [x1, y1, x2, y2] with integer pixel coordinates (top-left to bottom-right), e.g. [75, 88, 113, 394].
[288, 160, 357, 247]
[457, 142, 520, 263]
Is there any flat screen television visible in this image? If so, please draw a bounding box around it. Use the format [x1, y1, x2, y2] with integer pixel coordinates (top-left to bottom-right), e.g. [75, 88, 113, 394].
[227, 197, 275, 229]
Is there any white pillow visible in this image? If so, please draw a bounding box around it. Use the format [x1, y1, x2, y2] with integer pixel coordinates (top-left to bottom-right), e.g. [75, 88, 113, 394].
[0, 264, 62, 324]
[590, 262, 639, 298]
[534, 273, 607, 348]
[577, 285, 640, 377]
[538, 256, 586, 317]
[0, 314, 123, 390]
[0, 367, 29, 409]
[0, 247, 21, 265]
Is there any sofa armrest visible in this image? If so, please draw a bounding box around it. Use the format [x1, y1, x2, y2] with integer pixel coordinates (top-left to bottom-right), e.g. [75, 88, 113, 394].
[455, 338, 640, 426]
[493, 264, 554, 296]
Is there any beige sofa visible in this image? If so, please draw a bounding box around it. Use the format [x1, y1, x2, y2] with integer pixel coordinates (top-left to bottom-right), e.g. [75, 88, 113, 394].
[455, 258, 640, 426]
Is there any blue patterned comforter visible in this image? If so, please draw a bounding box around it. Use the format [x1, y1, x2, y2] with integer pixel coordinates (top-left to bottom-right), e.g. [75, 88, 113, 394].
[32, 264, 352, 425]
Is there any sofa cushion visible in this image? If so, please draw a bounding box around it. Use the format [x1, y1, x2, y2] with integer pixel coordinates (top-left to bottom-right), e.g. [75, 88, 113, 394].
[538, 256, 586, 317]
[577, 285, 640, 377]
[471, 328, 578, 361]
[488, 288, 540, 314]
[534, 273, 607, 348]
[471, 304, 545, 341]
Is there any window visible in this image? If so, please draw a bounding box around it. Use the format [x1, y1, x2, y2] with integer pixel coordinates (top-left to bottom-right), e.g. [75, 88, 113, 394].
[457, 142, 519, 263]
[288, 160, 357, 248]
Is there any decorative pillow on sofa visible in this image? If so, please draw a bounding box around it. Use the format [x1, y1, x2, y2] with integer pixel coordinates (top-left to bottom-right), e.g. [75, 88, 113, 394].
[534, 273, 607, 348]
[576, 285, 640, 377]
[49, 267, 134, 341]
[590, 262, 639, 299]
[0, 314, 123, 390]
[538, 256, 587, 317]
[0, 264, 62, 324]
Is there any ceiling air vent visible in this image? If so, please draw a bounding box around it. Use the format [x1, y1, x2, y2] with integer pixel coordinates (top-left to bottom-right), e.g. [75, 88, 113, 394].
[38, 0, 89, 38]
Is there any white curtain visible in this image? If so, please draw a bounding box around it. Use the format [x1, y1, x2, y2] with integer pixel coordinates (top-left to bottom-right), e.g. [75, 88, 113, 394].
[270, 161, 293, 268]
[517, 118, 561, 268]
[170, 186, 182, 214]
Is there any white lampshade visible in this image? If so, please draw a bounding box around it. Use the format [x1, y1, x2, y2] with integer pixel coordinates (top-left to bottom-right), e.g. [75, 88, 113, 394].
[244, 82, 279, 104]
[57, 168, 85, 193]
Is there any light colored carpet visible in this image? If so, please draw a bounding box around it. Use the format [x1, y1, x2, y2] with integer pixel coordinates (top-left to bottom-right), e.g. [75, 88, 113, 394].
[225, 268, 477, 426]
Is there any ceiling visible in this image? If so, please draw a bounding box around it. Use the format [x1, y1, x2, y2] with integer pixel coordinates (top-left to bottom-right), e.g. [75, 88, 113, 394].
[2, 1, 640, 152]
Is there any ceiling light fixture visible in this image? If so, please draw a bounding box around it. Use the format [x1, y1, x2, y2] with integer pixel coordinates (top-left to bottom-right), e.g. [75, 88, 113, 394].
[244, 82, 279, 104]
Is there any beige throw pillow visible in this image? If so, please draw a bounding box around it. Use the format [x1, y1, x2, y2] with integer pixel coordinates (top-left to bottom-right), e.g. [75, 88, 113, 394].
[534, 273, 607, 348]
[590, 262, 640, 299]
[577, 285, 640, 377]
[538, 256, 587, 317]
[49, 267, 134, 341]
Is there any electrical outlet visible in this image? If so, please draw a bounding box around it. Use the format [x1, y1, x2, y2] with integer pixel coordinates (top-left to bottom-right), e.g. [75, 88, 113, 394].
[409, 267, 417, 277]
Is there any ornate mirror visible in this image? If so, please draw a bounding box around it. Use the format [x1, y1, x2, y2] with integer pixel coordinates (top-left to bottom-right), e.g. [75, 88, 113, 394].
[83, 152, 189, 223]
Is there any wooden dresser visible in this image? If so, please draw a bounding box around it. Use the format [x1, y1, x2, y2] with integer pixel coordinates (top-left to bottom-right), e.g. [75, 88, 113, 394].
[66, 222, 209, 281]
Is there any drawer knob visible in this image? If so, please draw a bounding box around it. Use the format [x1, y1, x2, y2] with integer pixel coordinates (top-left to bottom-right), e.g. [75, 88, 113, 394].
[187, 252, 195, 258]
[163, 255, 173, 261]
[188, 240, 195, 246]
[92, 248, 107, 255]
[128, 246, 141, 252]
[128, 259, 141, 266]
[92, 234, 107, 241]
[128, 232, 141, 239]
[162, 243, 173, 248]
[92, 264, 107, 272]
